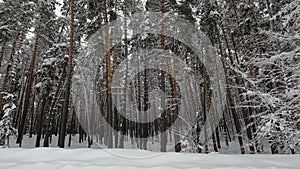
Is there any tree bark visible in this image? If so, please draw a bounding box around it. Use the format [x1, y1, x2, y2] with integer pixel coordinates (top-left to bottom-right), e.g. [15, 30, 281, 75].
[159, 0, 167, 153]
[16, 28, 38, 146]
[36, 84, 50, 147]
[216, 31, 245, 154]
[0, 42, 5, 69]
[103, 0, 113, 149]
[230, 0, 255, 77]
[29, 91, 36, 138]
[119, 0, 129, 148]
[58, 0, 75, 148]
[68, 108, 75, 147]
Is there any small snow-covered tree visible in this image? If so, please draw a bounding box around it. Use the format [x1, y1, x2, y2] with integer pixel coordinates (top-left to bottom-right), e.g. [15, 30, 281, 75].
[0, 92, 17, 147]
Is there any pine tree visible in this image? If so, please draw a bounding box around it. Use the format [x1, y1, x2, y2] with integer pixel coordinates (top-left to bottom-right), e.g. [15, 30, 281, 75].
[0, 93, 17, 147]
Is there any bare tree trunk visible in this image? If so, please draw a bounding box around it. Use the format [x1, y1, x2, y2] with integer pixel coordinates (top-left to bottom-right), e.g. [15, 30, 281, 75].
[29, 91, 36, 138]
[142, 58, 149, 150]
[103, 0, 113, 149]
[136, 51, 141, 148]
[171, 39, 180, 152]
[58, 0, 75, 148]
[214, 0, 235, 65]
[159, 0, 167, 153]
[68, 108, 75, 147]
[79, 124, 83, 143]
[119, 0, 129, 148]
[216, 31, 245, 154]
[36, 84, 50, 147]
[202, 78, 209, 154]
[212, 130, 218, 152]
[215, 126, 221, 149]
[222, 111, 232, 147]
[16, 28, 38, 146]
[0, 42, 5, 69]
[44, 68, 65, 147]
[13, 75, 27, 127]
[230, 0, 255, 77]
[160, 71, 167, 152]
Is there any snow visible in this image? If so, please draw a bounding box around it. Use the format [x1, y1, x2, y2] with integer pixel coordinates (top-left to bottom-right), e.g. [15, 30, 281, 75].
[3, 103, 16, 116]
[176, 0, 184, 6]
[34, 82, 43, 88]
[42, 58, 56, 66]
[25, 27, 35, 39]
[2, 136, 298, 168]
[0, 148, 299, 169]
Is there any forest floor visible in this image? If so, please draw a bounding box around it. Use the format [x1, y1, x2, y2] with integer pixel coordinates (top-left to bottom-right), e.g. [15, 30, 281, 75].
[0, 148, 299, 169]
[0, 135, 299, 169]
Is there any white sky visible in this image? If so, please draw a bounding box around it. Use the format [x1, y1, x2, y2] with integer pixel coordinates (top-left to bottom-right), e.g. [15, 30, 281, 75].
[55, 0, 63, 18]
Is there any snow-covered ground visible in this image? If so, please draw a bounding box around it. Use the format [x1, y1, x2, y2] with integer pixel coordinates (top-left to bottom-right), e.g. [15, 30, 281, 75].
[1, 135, 299, 169]
[0, 148, 299, 169]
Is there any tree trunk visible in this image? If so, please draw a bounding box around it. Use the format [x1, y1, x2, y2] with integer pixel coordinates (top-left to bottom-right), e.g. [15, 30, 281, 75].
[171, 39, 180, 152]
[216, 31, 245, 154]
[68, 108, 75, 147]
[103, 0, 113, 149]
[159, 0, 167, 153]
[230, 0, 255, 77]
[16, 28, 38, 146]
[13, 75, 27, 127]
[29, 91, 36, 138]
[142, 61, 149, 150]
[44, 69, 65, 147]
[0, 42, 5, 69]
[58, 0, 75, 148]
[119, 0, 129, 148]
[36, 84, 49, 147]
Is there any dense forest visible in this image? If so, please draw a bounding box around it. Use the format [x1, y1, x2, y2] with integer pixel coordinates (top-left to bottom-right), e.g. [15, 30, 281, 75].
[0, 0, 299, 155]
